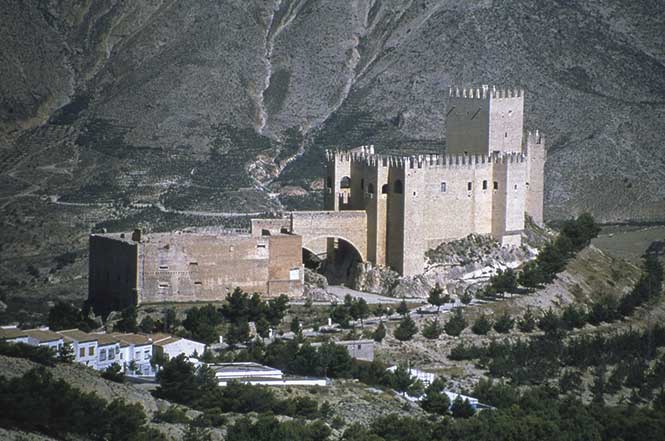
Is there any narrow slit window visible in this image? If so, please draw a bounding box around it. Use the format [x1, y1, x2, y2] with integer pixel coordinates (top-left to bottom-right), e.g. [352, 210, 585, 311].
[194, 281, 202, 285]
[467, 182, 472, 191]
[493, 181, 498, 190]
[158, 265, 168, 270]
[482, 180, 488, 190]
[440, 182, 447, 193]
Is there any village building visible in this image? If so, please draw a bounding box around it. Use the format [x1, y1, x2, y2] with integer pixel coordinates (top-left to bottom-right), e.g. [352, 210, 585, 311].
[208, 362, 328, 387]
[150, 333, 206, 361]
[310, 339, 374, 362]
[59, 329, 99, 368]
[111, 333, 155, 377]
[0, 327, 64, 351]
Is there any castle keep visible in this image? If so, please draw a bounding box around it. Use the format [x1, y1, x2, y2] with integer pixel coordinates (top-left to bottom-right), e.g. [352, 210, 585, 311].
[88, 85, 545, 310]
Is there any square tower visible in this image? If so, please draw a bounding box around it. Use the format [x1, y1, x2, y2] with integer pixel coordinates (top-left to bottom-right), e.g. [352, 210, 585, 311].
[446, 86, 525, 155]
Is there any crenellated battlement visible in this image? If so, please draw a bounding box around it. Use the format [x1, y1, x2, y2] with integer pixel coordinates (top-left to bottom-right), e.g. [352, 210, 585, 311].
[526, 129, 544, 145]
[326, 147, 526, 170]
[448, 85, 524, 100]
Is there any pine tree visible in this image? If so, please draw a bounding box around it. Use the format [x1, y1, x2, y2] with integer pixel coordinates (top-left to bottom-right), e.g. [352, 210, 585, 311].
[428, 284, 445, 312]
[421, 319, 443, 340]
[397, 299, 409, 316]
[471, 314, 493, 335]
[450, 396, 475, 418]
[517, 308, 537, 333]
[420, 378, 451, 415]
[493, 312, 514, 334]
[373, 322, 387, 342]
[394, 316, 418, 342]
[444, 308, 467, 337]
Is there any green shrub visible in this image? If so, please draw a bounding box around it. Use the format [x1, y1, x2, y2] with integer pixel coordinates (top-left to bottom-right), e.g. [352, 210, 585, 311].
[493, 312, 515, 334]
[444, 308, 467, 337]
[471, 314, 493, 335]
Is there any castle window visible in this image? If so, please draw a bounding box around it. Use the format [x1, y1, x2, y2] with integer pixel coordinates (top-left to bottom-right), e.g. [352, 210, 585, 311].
[194, 281, 202, 285]
[326, 177, 332, 188]
[381, 184, 389, 194]
[514, 184, 518, 190]
[159, 265, 168, 270]
[189, 261, 198, 266]
[394, 180, 403, 194]
[158, 282, 169, 288]
[467, 182, 472, 191]
[440, 182, 447, 193]
[367, 183, 375, 194]
[505, 132, 508, 138]
[361, 178, 364, 190]
[493, 181, 498, 190]
[482, 180, 488, 190]
[340, 176, 351, 189]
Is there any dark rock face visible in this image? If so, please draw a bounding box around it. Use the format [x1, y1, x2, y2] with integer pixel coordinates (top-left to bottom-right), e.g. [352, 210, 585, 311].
[1, 0, 664, 222]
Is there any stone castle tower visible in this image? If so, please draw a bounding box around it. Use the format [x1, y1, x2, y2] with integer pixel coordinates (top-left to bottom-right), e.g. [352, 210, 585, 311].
[324, 86, 546, 276]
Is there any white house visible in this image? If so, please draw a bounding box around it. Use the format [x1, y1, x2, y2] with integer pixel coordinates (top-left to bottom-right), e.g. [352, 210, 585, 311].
[151, 334, 206, 361]
[208, 362, 327, 387]
[0, 327, 64, 352]
[112, 333, 155, 376]
[58, 329, 99, 368]
[94, 333, 121, 371]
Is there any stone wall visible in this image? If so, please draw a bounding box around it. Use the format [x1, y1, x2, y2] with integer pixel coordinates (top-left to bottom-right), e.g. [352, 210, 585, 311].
[525, 131, 546, 225]
[89, 231, 303, 310]
[89, 234, 138, 314]
[290, 210, 368, 262]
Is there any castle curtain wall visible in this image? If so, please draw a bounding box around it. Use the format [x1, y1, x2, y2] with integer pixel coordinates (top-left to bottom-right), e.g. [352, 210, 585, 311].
[89, 235, 138, 314]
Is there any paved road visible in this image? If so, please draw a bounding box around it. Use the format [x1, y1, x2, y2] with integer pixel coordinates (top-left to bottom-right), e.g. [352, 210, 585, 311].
[326, 285, 424, 305]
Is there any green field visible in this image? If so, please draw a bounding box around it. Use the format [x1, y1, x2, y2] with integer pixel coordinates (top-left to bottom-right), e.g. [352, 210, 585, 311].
[591, 225, 665, 263]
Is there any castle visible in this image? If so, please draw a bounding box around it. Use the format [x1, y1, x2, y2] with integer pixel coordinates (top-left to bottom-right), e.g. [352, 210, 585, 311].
[88, 85, 545, 311]
[321, 86, 545, 276]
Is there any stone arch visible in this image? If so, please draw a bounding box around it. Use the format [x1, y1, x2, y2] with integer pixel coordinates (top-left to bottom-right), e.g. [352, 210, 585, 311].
[302, 235, 365, 263]
[381, 184, 389, 194]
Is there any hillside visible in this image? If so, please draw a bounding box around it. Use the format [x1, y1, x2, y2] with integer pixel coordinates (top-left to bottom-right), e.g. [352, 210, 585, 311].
[0, 0, 664, 310]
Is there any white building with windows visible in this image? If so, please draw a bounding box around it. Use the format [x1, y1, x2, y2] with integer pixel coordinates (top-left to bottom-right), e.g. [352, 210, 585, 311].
[151, 333, 206, 360]
[111, 333, 155, 377]
[59, 329, 99, 368]
[94, 333, 121, 371]
[0, 327, 64, 352]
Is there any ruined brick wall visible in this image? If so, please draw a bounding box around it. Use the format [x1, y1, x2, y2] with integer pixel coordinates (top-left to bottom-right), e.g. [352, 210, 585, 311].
[90, 231, 304, 308]
[267, 234, 304, 298]
[138, 233, 270, 303]
[89, 235, 138, 314]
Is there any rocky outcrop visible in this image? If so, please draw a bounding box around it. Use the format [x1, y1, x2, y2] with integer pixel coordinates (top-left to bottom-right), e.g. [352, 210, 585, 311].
[349, 232, 538, 299]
